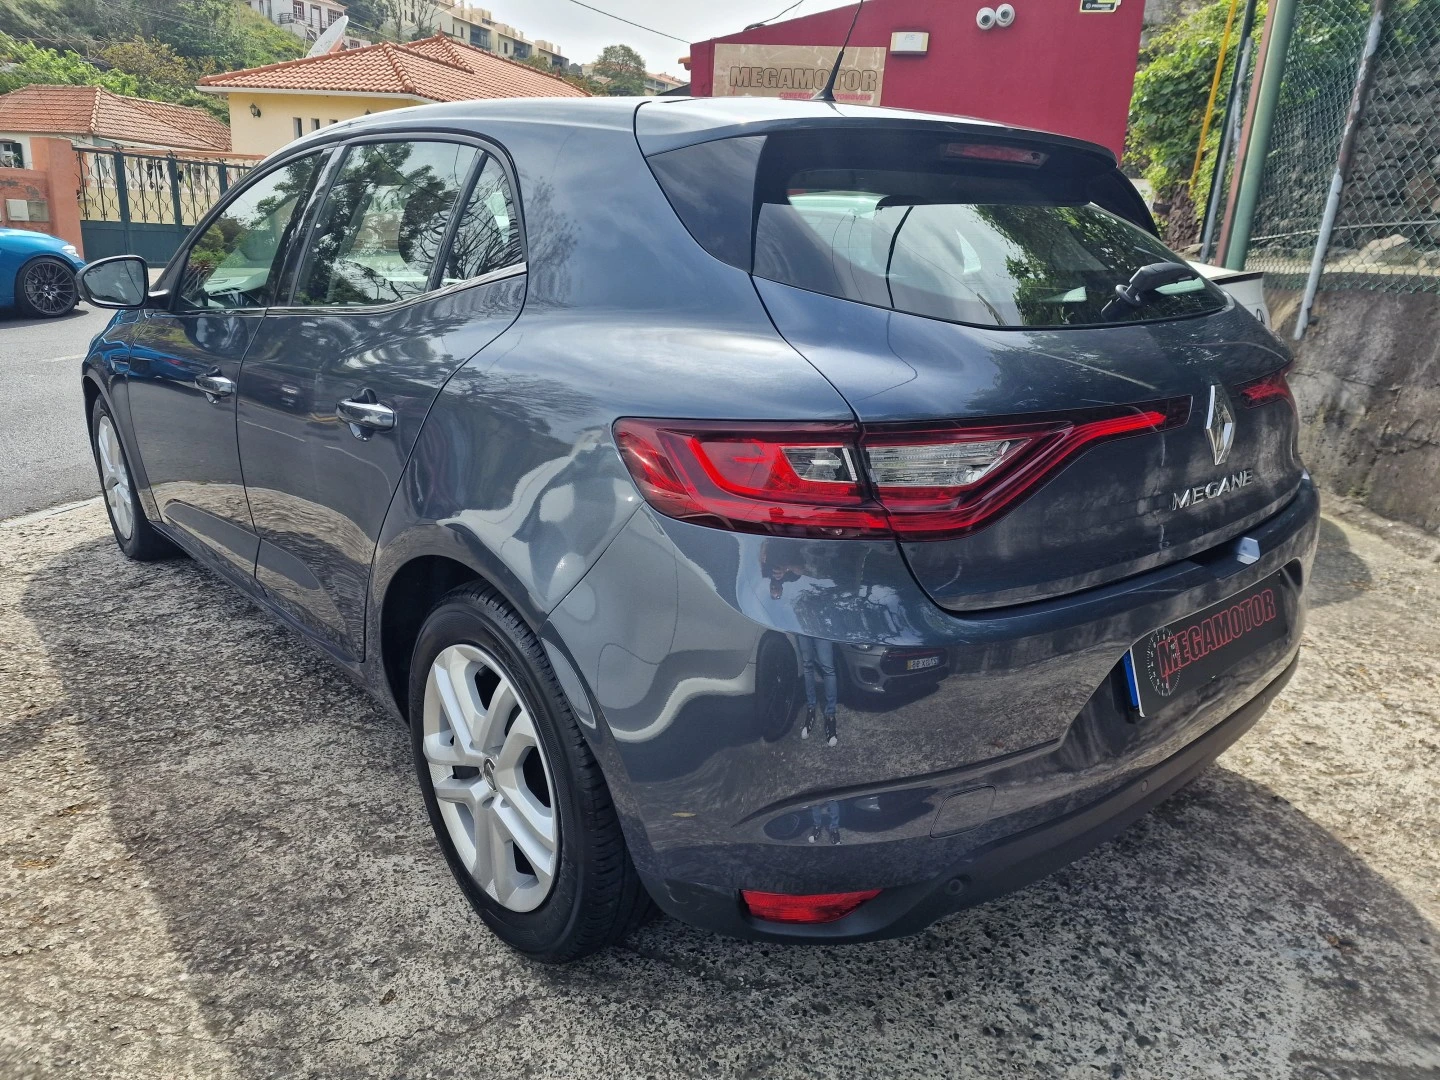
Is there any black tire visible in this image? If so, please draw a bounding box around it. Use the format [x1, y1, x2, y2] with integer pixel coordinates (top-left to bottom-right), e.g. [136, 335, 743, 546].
[15, 256, 78, 318]
[409, 583, 651, 962]
[89, 396, 176, 561]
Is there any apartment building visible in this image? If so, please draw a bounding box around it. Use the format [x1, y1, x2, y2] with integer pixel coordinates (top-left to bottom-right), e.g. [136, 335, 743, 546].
[438, 5, 567, 69]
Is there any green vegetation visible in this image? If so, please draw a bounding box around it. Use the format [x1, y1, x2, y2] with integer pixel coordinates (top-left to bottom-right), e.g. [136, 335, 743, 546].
[1127, 0, 1258, 214]
[0, 0, 307, 122]
[590, 43, 647, 95]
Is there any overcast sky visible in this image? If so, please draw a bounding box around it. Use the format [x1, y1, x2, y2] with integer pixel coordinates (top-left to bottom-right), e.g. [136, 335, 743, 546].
[504, 0, 855, 75]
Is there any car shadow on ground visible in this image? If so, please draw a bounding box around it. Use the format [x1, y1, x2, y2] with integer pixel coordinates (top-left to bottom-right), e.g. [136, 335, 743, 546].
[0, 305, 92, 329]
[1308, 516, 1374, 607]
[14, 525, 1439, 1079]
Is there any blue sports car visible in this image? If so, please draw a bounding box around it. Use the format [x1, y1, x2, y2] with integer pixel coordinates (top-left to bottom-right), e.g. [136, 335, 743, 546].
[1, 227, 85, 317]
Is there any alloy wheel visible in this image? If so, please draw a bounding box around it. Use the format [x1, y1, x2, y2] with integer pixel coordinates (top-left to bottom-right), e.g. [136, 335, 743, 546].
[422, 643, 559, 912]
[95, 414, 135, 540]
[23, 260, 77, 316]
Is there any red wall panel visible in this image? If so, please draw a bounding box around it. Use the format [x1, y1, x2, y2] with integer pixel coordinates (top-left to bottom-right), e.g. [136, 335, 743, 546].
[687, 0, 1144, 156]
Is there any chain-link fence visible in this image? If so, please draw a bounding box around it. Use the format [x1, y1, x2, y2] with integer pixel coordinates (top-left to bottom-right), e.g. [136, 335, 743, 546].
[1243, 0, 1440, 292]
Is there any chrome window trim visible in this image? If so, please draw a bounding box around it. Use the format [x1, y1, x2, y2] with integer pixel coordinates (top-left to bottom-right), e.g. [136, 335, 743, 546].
[263, 260, 527, 317]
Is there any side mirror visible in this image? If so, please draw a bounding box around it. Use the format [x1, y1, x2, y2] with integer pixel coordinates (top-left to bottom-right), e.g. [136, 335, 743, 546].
[78, 255, 150, 309]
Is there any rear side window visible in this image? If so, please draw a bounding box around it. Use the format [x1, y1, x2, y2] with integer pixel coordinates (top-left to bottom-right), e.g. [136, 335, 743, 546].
[441, 155, 523, 284]
[652, 130, 1227, 330]
[292, 140, 478, 308]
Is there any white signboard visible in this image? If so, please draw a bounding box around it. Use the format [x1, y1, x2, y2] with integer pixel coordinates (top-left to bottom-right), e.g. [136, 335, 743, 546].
[713, 44, 886, 105]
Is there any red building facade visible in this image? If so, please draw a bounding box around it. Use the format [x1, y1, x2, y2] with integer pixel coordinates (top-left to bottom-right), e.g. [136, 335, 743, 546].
[685, 0, 1146, 157]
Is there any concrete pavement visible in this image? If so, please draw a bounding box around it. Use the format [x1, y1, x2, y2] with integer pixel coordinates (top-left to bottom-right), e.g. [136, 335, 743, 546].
[0, 497, 1436, 1079]
[0, 305, 108, 520]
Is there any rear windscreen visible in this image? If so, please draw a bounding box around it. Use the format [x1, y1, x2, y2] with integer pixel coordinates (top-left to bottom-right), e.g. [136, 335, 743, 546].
[650, 129, 1228, 330]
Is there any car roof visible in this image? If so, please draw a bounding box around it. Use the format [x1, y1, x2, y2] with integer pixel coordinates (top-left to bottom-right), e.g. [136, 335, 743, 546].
[632, 97, 1116, 163]
[291, 95, 1117, 166]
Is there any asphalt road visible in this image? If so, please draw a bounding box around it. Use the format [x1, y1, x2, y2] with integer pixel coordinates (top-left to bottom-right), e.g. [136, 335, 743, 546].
[0, 497, 1437, 1080]
[0, 305, 108, 521]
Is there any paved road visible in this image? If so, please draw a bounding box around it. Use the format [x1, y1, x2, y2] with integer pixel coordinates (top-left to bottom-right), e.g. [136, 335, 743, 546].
[0, 498, 1436, 1079]
[0, 305, 108, 521]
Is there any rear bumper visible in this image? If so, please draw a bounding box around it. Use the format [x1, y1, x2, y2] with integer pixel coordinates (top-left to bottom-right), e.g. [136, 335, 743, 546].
[648, 652, 1295, 942]
[544, 476, 1319, 938]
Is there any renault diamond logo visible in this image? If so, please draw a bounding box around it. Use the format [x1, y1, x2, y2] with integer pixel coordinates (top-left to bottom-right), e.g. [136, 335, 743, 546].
[1205, 384, 1236, 466]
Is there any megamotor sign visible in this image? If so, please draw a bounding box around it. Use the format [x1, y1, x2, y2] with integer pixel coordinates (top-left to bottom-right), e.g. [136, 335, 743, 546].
[712, 44, 886, 105]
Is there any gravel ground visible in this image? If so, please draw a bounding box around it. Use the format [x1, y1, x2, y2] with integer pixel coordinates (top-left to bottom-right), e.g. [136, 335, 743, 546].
[1, 498, 1437, 1080]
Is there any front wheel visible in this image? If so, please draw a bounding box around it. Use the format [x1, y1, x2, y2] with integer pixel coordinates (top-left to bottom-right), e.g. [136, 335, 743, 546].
[90, 398, 175, 561]
[16, 256, 78, 318]
[409, 583, 650, 962]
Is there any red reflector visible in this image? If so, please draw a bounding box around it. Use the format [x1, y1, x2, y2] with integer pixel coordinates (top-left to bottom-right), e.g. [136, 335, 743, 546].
[741, 888, 882, 924]
[1235, 364, 1294, 408]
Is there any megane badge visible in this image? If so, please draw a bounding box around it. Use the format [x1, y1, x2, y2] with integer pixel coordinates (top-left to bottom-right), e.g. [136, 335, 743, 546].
[1205, 383, 1236, 466]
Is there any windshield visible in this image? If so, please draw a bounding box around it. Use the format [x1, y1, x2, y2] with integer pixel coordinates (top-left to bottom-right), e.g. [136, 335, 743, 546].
[747, 132, 1228, 329]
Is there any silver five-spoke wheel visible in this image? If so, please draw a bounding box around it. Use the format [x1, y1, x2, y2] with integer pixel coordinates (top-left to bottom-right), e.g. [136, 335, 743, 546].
[422, 643, 558, 912]
[95, 413, 135, 540]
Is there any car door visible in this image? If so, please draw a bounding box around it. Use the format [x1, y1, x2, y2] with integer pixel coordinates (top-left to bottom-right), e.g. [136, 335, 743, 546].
[123, 151, 326, 577]
[236, 137, 527, 660]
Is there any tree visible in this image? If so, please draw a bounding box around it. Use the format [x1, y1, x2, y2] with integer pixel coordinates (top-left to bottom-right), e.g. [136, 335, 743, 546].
[590, 43, 645, 95]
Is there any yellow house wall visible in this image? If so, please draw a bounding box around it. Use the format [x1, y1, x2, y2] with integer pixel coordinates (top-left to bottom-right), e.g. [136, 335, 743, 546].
[220, 91, 426, 156]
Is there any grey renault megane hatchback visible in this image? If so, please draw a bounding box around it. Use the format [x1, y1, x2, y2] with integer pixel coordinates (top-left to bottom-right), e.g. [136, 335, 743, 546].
[76, 96, 1317, 962]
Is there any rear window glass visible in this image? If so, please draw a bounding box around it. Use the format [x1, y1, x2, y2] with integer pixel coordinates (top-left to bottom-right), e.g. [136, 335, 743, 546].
[655, 130, 1227, 330]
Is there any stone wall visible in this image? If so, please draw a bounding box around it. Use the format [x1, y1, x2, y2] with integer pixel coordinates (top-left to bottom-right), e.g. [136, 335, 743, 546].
[1269, 286, 1440, 533]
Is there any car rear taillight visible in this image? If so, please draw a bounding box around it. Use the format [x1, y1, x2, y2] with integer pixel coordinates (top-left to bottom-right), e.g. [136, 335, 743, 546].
[741, 888, 882, 924]
[1235, 364, 1294, 408]
[615, 400, 1189, 542]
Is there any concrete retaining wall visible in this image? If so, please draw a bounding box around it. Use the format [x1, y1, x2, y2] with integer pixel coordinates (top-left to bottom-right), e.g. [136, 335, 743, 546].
[1269, 286, 1440, 534]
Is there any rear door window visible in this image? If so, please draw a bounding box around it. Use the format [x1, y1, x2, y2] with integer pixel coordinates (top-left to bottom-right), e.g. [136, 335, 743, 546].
[291, 140, 478, 308]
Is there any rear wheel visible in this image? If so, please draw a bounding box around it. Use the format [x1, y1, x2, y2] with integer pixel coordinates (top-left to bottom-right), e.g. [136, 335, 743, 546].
[409, 583, 650, 962]
[90, 398, 175, 561]
[16, 256, 78, 318]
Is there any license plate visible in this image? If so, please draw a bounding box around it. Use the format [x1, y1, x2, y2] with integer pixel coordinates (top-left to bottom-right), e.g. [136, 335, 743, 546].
[905, 655, 941, 671]
[1124, 574, 1289, 717]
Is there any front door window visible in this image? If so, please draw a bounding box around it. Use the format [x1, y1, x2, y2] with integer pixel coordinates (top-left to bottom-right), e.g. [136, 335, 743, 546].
[176, 154, 321, 311]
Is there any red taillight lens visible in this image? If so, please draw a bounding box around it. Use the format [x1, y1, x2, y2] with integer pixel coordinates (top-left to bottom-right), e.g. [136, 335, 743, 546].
[614, 400, 1188, 542]
[615, 419, 890, 538]
[864, 401, 1188, 540]
[741, 888, 882, 924]
[1235, 364, 1294, 408]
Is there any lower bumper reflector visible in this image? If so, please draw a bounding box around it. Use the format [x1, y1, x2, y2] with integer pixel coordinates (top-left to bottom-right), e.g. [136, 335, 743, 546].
[740, 888, 882, 924]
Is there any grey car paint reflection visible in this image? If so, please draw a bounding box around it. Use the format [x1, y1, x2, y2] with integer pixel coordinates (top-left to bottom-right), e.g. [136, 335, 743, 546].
[81, 96, 1319, 943]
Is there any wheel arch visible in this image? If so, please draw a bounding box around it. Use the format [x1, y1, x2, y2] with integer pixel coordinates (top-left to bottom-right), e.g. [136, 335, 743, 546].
[372, 524, 549, 723]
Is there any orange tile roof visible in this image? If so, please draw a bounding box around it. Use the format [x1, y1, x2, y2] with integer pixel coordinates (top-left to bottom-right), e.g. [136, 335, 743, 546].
[198, 35, 588, 102]
[0, 84, 232, 152]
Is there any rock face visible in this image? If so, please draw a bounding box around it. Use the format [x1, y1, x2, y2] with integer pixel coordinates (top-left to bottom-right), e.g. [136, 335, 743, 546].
[1270, 287, 1440, 534]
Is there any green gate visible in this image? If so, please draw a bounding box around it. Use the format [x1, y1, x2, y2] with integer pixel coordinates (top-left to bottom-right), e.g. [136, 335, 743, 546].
[77, 147, 253, 265]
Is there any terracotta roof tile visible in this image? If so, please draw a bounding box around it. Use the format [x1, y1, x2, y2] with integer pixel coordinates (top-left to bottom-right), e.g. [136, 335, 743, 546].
[198, 35, 587, 102]
[0, 84, 231, 151]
